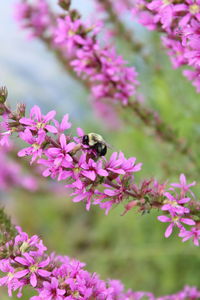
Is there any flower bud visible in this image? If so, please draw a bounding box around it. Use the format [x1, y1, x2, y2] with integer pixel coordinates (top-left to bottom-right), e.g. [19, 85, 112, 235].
[70, 9, 81, 21]
[0, 86, 8, 103]
[121, 200, 138, 216]
[17, 103, 26, 118]
[58, 0, 71, 10]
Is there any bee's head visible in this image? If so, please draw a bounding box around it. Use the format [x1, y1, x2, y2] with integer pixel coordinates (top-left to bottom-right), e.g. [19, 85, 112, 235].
[82, 135, 89, 145]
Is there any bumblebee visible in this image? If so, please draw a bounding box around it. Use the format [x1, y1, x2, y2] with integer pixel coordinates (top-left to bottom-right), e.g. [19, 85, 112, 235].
[82, 133, 107, 156]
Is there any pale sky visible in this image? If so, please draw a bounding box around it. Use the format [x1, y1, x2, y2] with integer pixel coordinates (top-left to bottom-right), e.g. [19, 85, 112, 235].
[0, 1, 94, 120]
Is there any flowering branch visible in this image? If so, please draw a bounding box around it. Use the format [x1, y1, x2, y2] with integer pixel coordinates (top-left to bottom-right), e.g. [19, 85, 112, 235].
[0, 90, 200, 246]
[133, 0, 200, 92]
[1, 217, 200, 299]
[14, 0, 200, 169]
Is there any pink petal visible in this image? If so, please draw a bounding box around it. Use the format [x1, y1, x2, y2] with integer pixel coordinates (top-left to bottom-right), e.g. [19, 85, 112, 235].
[64, 154, 73, 162]
[45, 125, 57, 133]
[38, 257, 50, 268]
[165, 223, 174, 238]
[180, 174, 186, 185]
[157, 215, 171, 222]
[104, 189, 117, 196]
[51, 277, 59, 289]
[23, 253, 34, 264]
[77, 127, 84, 137]
[60, 134, 66, 149]
[19, 118, 34, 125]
[0, 276, 8, 285]
[18, 148, 30, 157]
[181, 218, 195, 226]
[66, 142, 76, 152]
[194, 237, 199, 247]
[61, 114, 71, 131]
[132, 163, 142, 172]
[107, 167, 125, 174]
[15, 257, 29, 266]
[161, 204, 171, 211]
[97, 169, 108, 177]
[15, 269, 29, 278]
[44, 110, 56, 122]
[30, 273, 37, 287]
[82, 170, 96, 181]
[178, 197, 191, 204]
[31, 105, 41, 121]
[48, 148, 60, 155]
[43, 169, 51, 177]
[179, 14, 190, 27]
[72, 179, 83, 189]
[73, 193, 87, 202]
[164, 192, 174, 201]
[37, 269, 51, 277]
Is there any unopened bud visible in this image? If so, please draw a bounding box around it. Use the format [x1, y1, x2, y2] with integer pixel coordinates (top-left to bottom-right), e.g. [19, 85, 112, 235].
[17, 103, 26, 118]
[70, 9, 81, 21]
[58, 0, 71, 10]
[121, 200, 138, 216]
[0, 86, 8, 103]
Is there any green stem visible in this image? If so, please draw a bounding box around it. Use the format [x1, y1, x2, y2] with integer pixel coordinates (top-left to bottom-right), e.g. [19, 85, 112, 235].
[0, 208, 16, 246]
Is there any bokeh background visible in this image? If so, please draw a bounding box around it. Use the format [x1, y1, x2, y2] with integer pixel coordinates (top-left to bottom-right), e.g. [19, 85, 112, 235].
[1, 0, 200, 298]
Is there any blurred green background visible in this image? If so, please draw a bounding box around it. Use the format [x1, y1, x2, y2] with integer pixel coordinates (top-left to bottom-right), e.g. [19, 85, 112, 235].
[1, 0, 200, 298]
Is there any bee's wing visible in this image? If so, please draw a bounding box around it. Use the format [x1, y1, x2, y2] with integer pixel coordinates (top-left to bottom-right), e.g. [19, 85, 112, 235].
[103, 139, 113, 150]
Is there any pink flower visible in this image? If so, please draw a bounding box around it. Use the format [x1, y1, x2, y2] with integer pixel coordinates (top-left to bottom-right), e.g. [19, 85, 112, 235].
[14, 226, 47, 255]
[15, 253, 51, 287]
[179, 227, 200, 246]
[18, 129, 45, 164]
[20, 105, 57, 135]
[176, 0, 200, 27]
[158, 214, 195, 238]
[171, 173, 196, 196]
[81, 158, 108, 181]
[105, 152, 142, 175]
[15, 0, 51, 37]
[105, 152, 126, 175]
[53, 114, 71, 133]
[162, 192, 191, 215]
[54, 16, 85, 52]
[47, 134, 75, 167]
[40, 277, 65, 299]
[0, 260, 23, 297]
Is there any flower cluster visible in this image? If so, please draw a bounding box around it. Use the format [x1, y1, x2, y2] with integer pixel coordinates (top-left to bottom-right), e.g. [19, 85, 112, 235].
[0, 101, 200, 246]
[1, 225, 200, 299]
[133, 0, 200, 92]
[157, 174, 200, 245]
[14, 0, 51, 37]
[15, 0, 139, 105]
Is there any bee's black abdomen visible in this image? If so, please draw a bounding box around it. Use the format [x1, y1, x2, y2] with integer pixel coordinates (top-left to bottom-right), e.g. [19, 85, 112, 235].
[93, 142, 107, 156]
[100, 145, 107, 156]
[82, 135, 89, 145]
